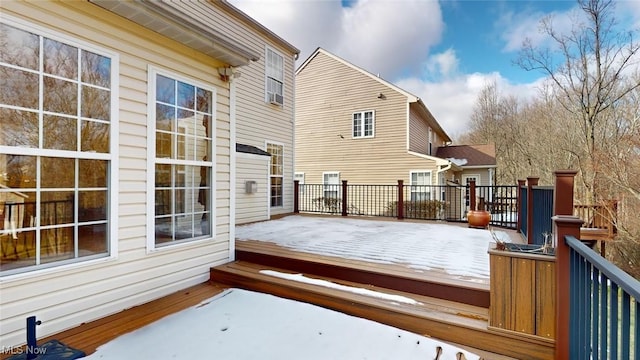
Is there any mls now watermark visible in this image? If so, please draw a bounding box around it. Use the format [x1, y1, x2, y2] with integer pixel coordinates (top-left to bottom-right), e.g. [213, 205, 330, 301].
[1, 345, 47, 356]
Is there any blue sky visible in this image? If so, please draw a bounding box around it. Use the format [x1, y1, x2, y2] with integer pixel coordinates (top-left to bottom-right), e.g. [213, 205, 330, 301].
[230, 0, 640, 138]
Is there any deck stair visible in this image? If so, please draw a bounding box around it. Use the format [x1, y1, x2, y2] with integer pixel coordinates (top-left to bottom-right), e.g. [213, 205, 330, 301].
[210, 260, 553, 360]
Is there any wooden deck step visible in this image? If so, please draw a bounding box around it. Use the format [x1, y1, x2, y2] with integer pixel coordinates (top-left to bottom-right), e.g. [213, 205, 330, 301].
[210, 261, 553, 360]
[236, 240, 490, 308]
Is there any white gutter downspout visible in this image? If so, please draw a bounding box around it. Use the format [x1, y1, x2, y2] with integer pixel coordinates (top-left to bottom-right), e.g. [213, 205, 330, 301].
[436, 162, 452, 185]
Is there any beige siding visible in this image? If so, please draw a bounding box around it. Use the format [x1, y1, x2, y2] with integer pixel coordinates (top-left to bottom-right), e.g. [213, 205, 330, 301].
[236, 154, 270, 224]
[0, 1, 233, 347]
[176, 1, 296, 217]
[457, 169, 493, 186]
[408, 106, 429, 154]
[296, 51, 442, 187]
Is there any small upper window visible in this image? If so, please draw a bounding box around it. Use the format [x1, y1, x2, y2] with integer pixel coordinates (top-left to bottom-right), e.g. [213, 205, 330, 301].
[353, 110, 374, 138]
[266, 48, 284, 106]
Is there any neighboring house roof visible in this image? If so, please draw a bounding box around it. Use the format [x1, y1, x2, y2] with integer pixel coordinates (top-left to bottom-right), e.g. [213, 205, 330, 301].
[296, 48, 451, 143]
[89, 0, 266, 66]
[435, 144, 497, 167]
[236, 143, 271, 157]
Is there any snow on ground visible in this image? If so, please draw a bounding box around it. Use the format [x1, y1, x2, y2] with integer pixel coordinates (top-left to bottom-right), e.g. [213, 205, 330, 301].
[236, 216, 513, 279]
[85, 288, 480, 360]
[260, 270, 421, 305]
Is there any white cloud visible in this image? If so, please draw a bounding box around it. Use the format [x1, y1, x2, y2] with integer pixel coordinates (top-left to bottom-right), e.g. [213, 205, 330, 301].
[396, 72, 542, 140]
[424, 48, 459, 78]
[497, 6, 580, 53]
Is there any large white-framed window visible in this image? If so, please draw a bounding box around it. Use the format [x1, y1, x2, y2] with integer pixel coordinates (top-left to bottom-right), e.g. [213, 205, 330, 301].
[267, 142, 283, 207]
[0, 19, 118, 275]
[294, 172, 305, 196]
[410, 171, 432, 201]
[323, 172, 340, 199]
[148, 66, 215, 249]
[352, 110, 374, 138]
[265, 47, 284, 106]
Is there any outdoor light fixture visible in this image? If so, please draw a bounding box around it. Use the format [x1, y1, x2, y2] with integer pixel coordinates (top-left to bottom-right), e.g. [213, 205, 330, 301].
[218, 67, 233, 82]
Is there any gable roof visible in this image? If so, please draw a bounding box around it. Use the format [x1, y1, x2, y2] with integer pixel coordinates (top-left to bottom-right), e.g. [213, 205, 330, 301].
[296, 48, 451, 142]
[435, 144, 497, 167]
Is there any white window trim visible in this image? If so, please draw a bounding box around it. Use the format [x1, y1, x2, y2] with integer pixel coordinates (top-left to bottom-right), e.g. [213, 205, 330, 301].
[146, 65, 216, 252]
[266, 140, 284, 208]
[0, 15, 120, 278]
[322, 171, 341, 199]
[264, 46, 285, 106]
[294, 172, 305, 195]
[352, 110, 375, 139]
[409, 170, 432, 201]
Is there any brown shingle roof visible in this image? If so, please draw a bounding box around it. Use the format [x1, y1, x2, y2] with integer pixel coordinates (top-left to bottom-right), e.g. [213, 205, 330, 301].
[435, 144, 496, 167]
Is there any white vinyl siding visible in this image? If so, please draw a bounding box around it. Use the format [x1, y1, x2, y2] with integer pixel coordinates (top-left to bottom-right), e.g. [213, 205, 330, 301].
[352, 110, 374, 138]
[0, 19, 118, 276]
[0, 1, 235, 349]
[410, 171, 432, 201]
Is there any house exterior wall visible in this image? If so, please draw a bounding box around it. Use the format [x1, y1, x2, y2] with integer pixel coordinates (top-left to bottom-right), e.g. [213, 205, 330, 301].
[0, 1, 234, 347]
[176, 1, 297, 221]
[456, 168, 494, 186]
[236, 153, 270, 224]
[296, 51, 445, 187]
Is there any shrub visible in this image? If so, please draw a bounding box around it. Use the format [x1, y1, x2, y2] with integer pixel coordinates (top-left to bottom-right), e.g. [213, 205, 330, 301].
[385, 200, 445, 219]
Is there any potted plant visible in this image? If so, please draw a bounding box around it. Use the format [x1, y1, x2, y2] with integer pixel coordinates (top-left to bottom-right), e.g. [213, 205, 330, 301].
[467, 197, 490, 228]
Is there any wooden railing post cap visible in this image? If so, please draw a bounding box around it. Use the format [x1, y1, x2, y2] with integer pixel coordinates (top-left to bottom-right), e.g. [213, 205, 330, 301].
[551, 215, 584, 226]
[526, 176, 539, 185]
[517, 179, 526, 185]
[553, 170, 578, 177]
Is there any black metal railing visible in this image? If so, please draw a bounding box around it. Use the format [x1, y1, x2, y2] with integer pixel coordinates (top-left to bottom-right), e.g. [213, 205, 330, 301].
[566, 235, 639, 359]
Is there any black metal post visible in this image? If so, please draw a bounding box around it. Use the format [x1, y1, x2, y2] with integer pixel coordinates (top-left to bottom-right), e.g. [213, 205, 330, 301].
[26, 316, 41, 360]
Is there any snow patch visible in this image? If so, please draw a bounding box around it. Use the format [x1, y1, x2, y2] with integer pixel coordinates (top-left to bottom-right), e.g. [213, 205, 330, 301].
[260, 269, 421, 305]
[447, 157, 468, 166]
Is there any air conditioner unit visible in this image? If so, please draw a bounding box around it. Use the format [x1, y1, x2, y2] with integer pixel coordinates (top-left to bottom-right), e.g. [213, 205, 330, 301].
[268, 92, 284, 106]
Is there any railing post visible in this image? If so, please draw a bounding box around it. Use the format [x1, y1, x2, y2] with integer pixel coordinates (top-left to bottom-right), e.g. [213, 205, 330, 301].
[397, 180, 404, 220]
[293, 180, 299, 213]
[553, 169, 582, 360]
[526, 176, 539, 244]
[469, 180, 476, 211]
[553, 170, 577, 216]
[341, 180, 348, 217]
[516, 179, 526, 231]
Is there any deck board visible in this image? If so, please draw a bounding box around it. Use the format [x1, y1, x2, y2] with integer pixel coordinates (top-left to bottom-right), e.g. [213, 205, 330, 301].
[0, 283, 228, 359]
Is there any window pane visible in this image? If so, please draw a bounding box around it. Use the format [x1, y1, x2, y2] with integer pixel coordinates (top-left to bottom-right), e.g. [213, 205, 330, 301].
[40, 227, 74, 264]
[156, 131, 172, 158]
[197, 114, 211, 138]
[0, 229, 36, 272]
[197, 88, 212, 112]
[0, 24, 39, 70]
[81, 120, 109, 153]
[0, 67, 39, 109]
[41, 157, 75, 188]
[177, 109, 195, 136]
[174, 214, 194, 239]
[41, 191, 74, 226]
[82, 51, 111, 87]
[43, 115, 77, 151]
[81, 86, 110, 120]
[1, 108, 39, 147]
[79, 223, 107, 256]
[0, 193, 35, 233]
[44, 76, 78, 115]
[156, 103, 174, 131]
[177, 81, 194, 108]
[156, 75, 175, 104]
[79, 159, 107, 188]
[156, 164, 171, 187]
[1, 155, 36, 189]
[43, 38, 78, 79]
[195, 139, 211, 162]
[155, 189, 172, 216]
[79, 190, 107, 222]
[174, 165, 186, 187]
[155, 217, 173, 244]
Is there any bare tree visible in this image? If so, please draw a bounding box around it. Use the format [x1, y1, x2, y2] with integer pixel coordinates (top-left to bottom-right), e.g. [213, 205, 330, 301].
[516, 0, 640, 201]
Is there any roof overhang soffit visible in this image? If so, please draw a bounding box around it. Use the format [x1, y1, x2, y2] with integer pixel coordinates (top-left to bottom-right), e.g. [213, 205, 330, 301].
[89, 0, 261, 67]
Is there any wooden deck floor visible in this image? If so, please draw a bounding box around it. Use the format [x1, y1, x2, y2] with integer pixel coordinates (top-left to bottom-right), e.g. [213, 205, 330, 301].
[236, 239, 491, 307]
[0, 282, 228, 360]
